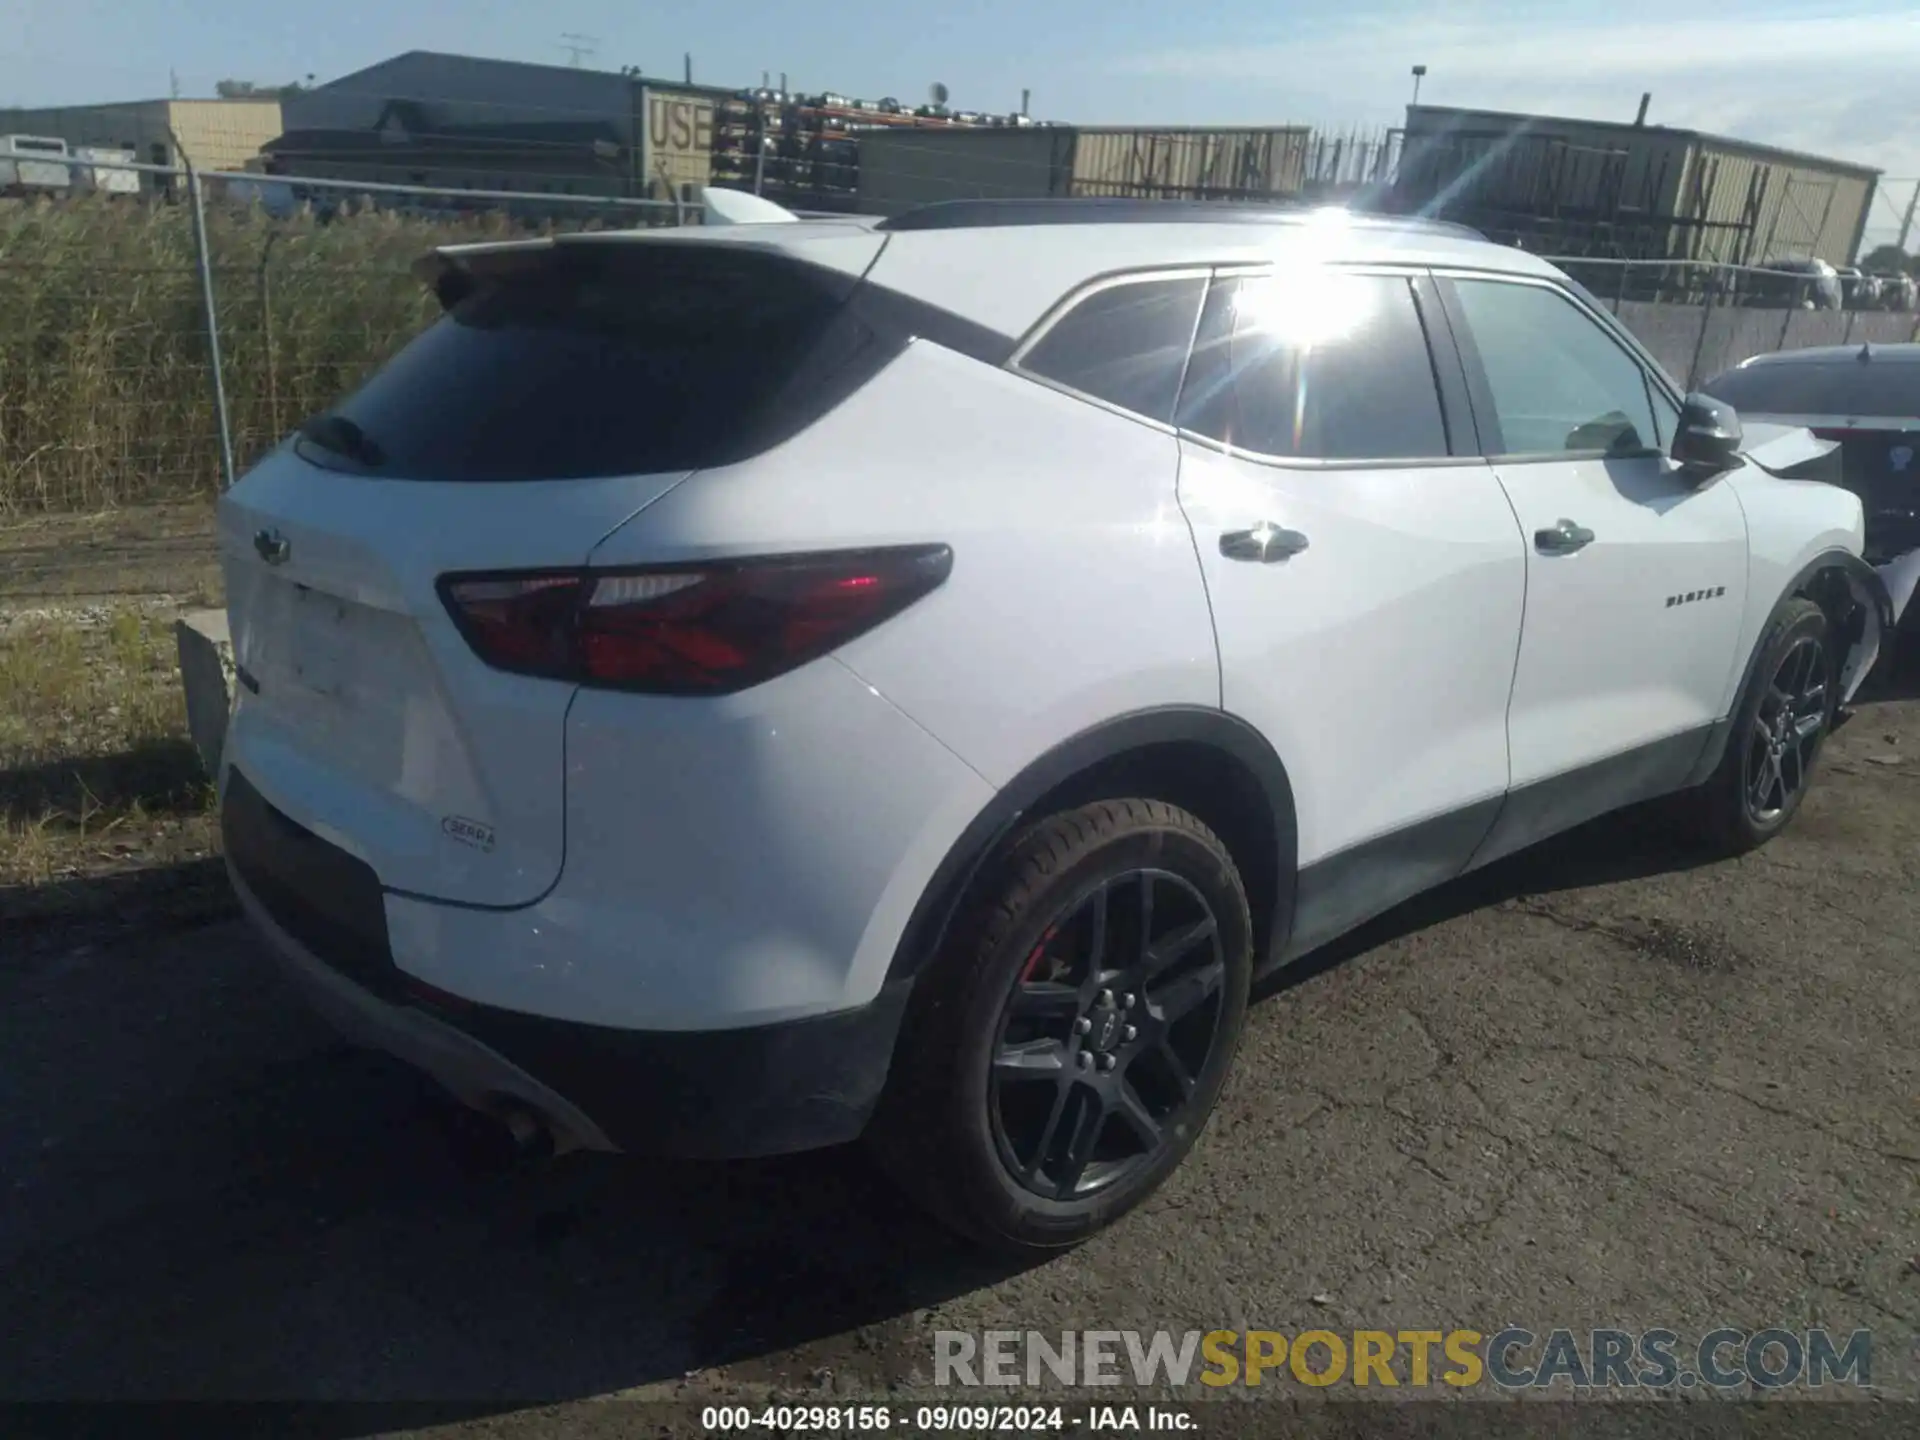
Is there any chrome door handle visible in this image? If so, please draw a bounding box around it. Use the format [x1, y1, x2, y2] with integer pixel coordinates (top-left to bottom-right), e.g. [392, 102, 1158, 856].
[1534, 518, 1594, 555]
[1220, 524, 1310, 563]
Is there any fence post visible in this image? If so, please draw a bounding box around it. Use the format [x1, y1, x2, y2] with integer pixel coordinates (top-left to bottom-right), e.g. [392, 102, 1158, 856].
[1842, 308, 1857, 348]
[257, 232, 280, 442]
[182, 145, 236, 491]
[1778, 297, 1796, 352]
[1685, 267, 1718, 390]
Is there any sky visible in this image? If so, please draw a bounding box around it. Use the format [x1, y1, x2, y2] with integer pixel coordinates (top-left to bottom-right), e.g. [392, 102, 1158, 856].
[5, 0, 1919, 248]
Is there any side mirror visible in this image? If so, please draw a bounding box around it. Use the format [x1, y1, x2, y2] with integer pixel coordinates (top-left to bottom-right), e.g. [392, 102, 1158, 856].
[1672, 392, 1742, 483]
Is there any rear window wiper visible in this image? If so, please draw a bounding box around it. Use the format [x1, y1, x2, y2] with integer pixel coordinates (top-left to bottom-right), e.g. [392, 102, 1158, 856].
[297, 413, 386, 469]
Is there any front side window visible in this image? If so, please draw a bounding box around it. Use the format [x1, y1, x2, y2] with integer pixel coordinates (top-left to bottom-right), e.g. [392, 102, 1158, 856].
[1175, 269, 1449, 461]
[1450, 278, 1662, 457]
[1019, 276, 1207, 425]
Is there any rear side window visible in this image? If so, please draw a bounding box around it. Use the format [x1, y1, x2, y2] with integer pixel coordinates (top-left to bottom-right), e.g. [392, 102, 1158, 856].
[1703, 361, 1920, 419]
[1174, 270, 1449, 461]
[1449, 278, 1661, 457]
[300, 247, 861, 481]
[1019, 276, 1207, 425]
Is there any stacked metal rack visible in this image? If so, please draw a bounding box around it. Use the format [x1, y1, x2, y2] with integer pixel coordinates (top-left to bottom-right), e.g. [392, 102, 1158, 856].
[710, 88, 1040, 211]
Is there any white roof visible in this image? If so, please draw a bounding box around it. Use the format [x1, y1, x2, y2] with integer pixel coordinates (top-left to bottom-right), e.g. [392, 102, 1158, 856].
[426, 206, 1564, 339]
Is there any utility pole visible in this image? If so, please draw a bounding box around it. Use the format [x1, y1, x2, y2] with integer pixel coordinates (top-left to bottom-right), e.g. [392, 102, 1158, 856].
[1897, 178, 1920, 255]
[559, 33, 600, 68]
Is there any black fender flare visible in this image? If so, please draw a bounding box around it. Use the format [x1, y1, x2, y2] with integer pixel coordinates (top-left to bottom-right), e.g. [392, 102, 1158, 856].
[1685, 547, 1892, 786]
[883, 706, 1300, 984]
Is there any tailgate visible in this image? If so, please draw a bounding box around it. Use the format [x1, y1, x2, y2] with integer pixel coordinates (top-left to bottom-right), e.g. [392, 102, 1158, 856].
[218, 236, 873, 907]
[220, 448, 688, 907]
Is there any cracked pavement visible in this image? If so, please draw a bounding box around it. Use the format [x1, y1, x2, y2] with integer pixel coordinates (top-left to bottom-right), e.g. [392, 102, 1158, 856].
[2, 686, 1916, 1420]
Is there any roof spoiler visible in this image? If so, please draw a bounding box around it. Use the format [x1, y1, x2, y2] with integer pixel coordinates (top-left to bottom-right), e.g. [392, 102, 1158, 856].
[408, 190, 803, 311]
[410, 237, 556, 311]
[699, 186, 801, 225]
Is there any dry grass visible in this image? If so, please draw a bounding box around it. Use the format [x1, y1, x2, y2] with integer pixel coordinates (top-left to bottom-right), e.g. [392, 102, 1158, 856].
[0, 193, 566, 515]
[0, 607, 223, 929]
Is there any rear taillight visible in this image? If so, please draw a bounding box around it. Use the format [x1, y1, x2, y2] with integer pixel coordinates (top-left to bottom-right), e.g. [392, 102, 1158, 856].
[438, 545, 952, 694]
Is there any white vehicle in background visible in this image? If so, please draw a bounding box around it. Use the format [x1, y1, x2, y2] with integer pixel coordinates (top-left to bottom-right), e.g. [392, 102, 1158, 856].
[218, 193, 1915, 1253]
[72, 146, 140, 196]
[0, 135, 73, 195]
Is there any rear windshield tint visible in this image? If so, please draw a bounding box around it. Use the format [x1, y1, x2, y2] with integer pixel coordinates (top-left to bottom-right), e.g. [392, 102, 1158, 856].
[300, 246, 859, 481]
[1703, 360, 1920, 419]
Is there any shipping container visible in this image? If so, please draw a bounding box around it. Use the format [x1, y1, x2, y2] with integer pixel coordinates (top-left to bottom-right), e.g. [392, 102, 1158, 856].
[635, 82, 728, 199]
[1669, 140, 1876, 267]
[1070, 127, 1313, 200]
[1395, 105, 1879, 266]
[855, 124, 1316, 215]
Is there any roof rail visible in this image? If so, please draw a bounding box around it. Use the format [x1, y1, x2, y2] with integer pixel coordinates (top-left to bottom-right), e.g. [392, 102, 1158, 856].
[874, 197, 1485, 240]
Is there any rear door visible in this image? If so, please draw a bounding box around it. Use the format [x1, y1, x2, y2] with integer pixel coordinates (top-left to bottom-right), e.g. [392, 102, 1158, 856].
[1437, 272, 1748, 849]
[222, 239, 878, 907]
[1173, 265, 1527, 958]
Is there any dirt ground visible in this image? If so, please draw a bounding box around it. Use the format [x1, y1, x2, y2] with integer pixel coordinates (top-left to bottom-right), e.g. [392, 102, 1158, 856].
[0, 508, 1915, 1431]
[0, 500, 221, 612]
[0, 504, 225, 942]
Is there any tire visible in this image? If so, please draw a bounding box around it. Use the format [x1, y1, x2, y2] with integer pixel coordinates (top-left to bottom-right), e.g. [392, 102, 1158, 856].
[1688, 596, 1836, 855]
[867, 799, 1253, 1253]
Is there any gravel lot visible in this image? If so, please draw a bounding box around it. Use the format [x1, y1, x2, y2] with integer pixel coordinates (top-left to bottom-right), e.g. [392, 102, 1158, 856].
[2, 661, 1916, 1428]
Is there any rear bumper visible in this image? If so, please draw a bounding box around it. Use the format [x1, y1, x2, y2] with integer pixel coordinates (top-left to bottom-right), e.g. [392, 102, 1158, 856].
[223, 769, 914, 1158]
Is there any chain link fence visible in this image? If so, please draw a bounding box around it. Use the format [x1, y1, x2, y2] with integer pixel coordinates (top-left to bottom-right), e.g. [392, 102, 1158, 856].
[4, 163, 1918, 516]
[0, 156, 694, 514]
[1549, 257, 1920, 390]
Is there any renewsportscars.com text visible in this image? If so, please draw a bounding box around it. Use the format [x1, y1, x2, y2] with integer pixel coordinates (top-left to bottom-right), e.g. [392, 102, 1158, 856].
[934, 1327, 1873, 1390]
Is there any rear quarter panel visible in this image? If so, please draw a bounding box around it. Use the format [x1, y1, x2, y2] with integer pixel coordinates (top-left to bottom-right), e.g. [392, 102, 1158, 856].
[586, 339, 1222, 786]
[569, 340, 1220, 1014]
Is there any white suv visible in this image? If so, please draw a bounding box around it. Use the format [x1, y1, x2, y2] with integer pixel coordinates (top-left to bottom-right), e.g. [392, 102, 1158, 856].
[219, 197, 1909, 1252]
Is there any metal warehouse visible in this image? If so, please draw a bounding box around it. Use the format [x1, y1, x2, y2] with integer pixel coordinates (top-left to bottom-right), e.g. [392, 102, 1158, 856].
[854, 124, 1318, 214]
[0, 99, 283, 187]
[271, 50, 732, 201]
[1394, 104, 1880, 266]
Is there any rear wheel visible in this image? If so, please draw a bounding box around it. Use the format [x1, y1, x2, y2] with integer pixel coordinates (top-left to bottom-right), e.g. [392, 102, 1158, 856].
[1689, 597, 1835, 854]
[869, 800, 1252, 1253]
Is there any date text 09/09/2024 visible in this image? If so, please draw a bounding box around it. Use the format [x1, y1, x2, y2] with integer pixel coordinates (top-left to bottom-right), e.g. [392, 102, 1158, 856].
[700, 1405, 1191, 1432]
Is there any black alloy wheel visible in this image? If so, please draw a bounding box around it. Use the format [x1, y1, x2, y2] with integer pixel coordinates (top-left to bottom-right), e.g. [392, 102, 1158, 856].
[989, 870, 1228, 1201]
[1744, 630, 1829, 825]
[866, 798, 1253, 1252]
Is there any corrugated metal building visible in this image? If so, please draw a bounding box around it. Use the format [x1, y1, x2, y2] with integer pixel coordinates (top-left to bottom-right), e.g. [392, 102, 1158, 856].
[0, 99, 282, 187]
[271, 51, 730, 200]
[1394, 104, 1879, 265]
[274, 52, 637, 197]
[855, 124, 1316, 214]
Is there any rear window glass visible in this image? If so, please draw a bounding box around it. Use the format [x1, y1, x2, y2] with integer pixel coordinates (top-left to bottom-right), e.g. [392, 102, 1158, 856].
[302, 247, 858, 481]
[1703, 361, 1920, 419]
